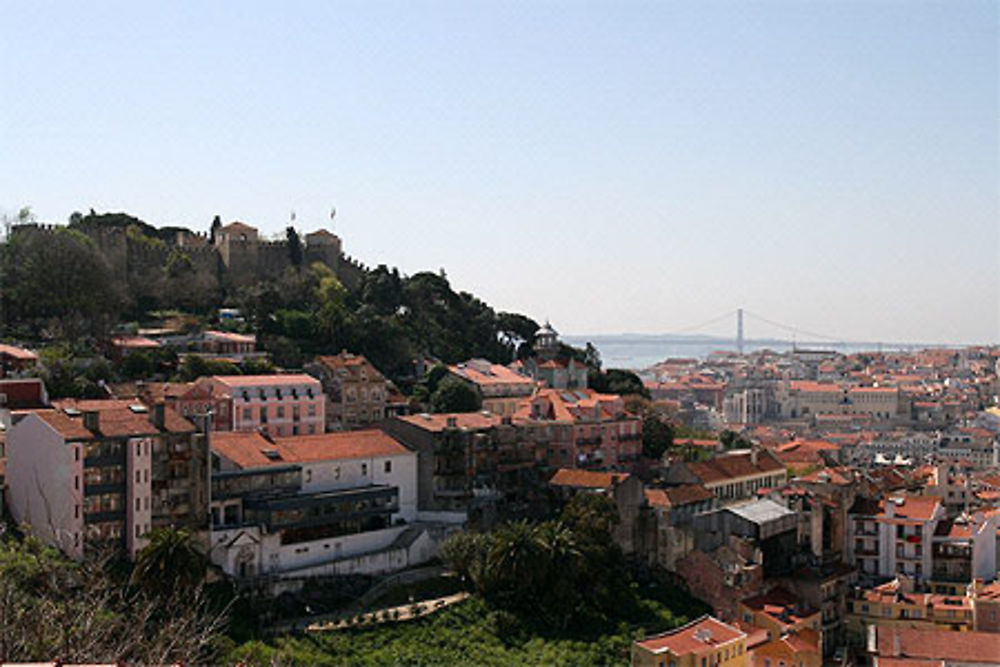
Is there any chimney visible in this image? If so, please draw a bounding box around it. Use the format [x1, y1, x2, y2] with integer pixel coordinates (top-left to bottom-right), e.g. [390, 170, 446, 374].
[152, 403, 166, 429]
[83, 410, 99, 433]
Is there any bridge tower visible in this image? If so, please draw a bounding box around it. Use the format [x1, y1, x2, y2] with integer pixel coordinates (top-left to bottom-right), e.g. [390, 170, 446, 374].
[737, 308, 744, 355]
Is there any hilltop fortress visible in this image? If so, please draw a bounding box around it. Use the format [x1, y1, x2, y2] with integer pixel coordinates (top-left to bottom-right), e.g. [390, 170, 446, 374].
[11, 217, 371, 294]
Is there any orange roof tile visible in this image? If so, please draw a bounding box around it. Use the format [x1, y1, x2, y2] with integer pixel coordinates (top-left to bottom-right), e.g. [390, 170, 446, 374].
[397, 412, 503, 432]
[214, 429, 410, 469]
[637, 616, 745, 656]
[549, 468, 629, 489]
[875, 626, 1000, 664]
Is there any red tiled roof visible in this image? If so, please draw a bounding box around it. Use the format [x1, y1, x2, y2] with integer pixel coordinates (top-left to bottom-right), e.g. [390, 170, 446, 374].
[213, 429, 410, 469]
[637, 616, 745, 656]
[688, 449, 785, 484]
[549, 468, 629, 489]
[875, 626, 1000, 664]
[33, 410, 94, 440]
[31, 401, 194, 440]
[448, 361, 534, 388]
[274, 430, 411, 462]
[397, 412, 503, 432]
[645, 484, 714, 508]
[877, 495, 941, 522]
[221, 221, 257, 233]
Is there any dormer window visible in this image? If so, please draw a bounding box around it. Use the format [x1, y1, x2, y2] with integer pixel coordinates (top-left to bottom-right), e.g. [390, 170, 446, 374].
[276, 388, 283, 400]
[259, 389, 267, 400]
[242, 391, 250, 402]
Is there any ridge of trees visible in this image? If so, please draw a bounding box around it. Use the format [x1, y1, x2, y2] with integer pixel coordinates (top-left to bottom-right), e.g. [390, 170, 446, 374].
[0, 210, 549, 387]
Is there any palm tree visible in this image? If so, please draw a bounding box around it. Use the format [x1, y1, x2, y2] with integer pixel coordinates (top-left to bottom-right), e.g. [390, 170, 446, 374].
[133, 527, 206, 596]
[486, 520, 543, 605]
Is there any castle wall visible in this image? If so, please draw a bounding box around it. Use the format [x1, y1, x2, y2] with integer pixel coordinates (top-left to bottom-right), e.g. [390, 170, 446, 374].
[10, 222, 356, 303]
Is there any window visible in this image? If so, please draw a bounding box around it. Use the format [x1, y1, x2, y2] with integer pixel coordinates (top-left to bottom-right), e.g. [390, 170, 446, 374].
[361, 463, 368, 476]
[385, 460, 392, 474]
[308, 404, 317, 417]
[243, 408, 252, 420]
[277, 406, 285, 419]
[75, 447, 80, 461]
[260, 407, 268, 423]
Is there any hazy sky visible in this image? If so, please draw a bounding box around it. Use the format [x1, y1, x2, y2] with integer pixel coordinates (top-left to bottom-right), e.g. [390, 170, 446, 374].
[2, 1, 997, 344]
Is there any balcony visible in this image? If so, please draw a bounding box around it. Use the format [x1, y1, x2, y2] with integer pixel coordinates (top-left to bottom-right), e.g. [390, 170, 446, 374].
[84, 482, 125, 496]
[576, 437, 602, 446]
[84, 510, 125, 524]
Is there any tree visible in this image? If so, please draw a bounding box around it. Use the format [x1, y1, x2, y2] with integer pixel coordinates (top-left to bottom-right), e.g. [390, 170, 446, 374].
[588, 368, 650, 399]
[2, 227, 123, 339]
[0, 534, 227, 664]
[430, 377, 482, 413]
[642, 416, 674, 460]
[209, 215, 222, 244]
[286, 226, 303, 268]
[719, 429, 751, 450]
[133, 527, 207, 597]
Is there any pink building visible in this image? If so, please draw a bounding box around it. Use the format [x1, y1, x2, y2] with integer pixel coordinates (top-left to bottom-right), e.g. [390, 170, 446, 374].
[514, 388, 642, 469]
[199, 374, 325, 437]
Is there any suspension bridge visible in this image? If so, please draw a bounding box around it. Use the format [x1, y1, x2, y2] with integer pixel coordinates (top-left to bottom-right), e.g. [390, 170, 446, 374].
[643, 308, 919, 354]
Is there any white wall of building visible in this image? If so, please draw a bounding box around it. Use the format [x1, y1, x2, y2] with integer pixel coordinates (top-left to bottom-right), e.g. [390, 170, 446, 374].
[208, 524, 436, 578]
[6, 414, 84, 558]
[300, 451, 418, 522]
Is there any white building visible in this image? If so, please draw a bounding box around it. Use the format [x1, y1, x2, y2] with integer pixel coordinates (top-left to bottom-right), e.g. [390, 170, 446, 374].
[208, 429, 432, 580]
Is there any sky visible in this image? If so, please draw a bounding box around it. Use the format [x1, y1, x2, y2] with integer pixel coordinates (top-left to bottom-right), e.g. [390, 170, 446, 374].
[2, 1, 997, 344]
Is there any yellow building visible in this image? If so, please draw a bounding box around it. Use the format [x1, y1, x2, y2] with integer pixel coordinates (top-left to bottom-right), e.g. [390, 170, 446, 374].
[633, 616, 748, 667]
[845, 579, 974, 640]
[749, 629, 821, 667]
